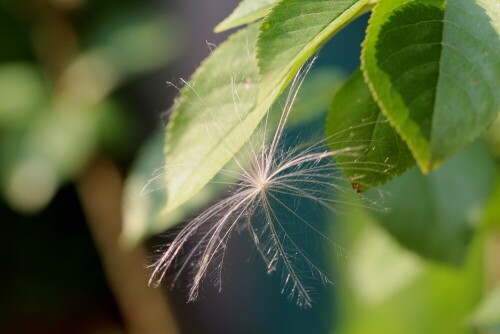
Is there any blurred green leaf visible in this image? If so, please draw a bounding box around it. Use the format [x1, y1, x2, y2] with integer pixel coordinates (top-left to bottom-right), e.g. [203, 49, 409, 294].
[374, 141, 495, 265]
[88, 7, 181, 78]
[121, 130, 230, 246]
[326, 68, 415, 191]
[122, 130, 167, 246]
[469, 283, 500, 333]
[0, 100, 117, 214]
[95, 102, 137, 158]
[348, 224, 423, 306]
[0, 63, 47, 128]
[362, 0, 500, 172]
[214, 0, 278, 33]
[336, 222, 484, 334]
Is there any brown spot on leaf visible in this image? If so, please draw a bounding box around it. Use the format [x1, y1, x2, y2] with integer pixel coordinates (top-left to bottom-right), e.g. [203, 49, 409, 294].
[351, 182, 362, 193]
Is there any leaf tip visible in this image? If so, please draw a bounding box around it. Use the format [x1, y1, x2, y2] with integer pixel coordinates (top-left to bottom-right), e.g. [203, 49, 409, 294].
[213, 22, 227, 33]
[419, 158, 442, 175]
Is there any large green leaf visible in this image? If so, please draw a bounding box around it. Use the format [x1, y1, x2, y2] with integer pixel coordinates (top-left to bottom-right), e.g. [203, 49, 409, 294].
[164, 24, 277, 213]
[362, 0, 500, 173]
[326, 68, 415, 192]
[256, 0, 371, 102]
[375, 141, 495, 265]
[214, 0, 279, 33]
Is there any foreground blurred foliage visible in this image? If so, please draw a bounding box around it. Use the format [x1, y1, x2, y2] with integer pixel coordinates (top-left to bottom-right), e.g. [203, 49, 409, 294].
[336, 211, 485, 334]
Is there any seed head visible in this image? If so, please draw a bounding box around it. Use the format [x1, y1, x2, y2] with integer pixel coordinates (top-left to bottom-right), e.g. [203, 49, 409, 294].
[148, 60, 383, 307]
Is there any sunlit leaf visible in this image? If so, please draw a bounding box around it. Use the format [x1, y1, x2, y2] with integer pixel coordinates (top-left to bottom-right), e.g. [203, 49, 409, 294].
[164, 24, 277, 213]
[256, 0, 371, 102]
[214, 0, 278, 33]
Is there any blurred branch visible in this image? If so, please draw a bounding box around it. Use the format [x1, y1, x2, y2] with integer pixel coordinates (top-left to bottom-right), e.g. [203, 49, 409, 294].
[486, 232, 500, 290]
[77, 157, 179, 334]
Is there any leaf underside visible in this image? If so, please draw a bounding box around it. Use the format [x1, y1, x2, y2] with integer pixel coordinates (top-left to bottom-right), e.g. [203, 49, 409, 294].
[326, 68, 415, 192]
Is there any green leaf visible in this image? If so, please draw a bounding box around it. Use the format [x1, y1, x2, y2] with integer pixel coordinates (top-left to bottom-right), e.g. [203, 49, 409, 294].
[164, 24, 277, 213]
[362, 0, 500, 173]
[375, 141, 495, 265]
[0, 63, 48, 129]
[122, 131, 166, 246]
[256, 0, 371, 102]
[214, 0, 279, 33]
[121, 130, 229, 246]
[326, 68, 415, 191]
[469, 283, 500, 333]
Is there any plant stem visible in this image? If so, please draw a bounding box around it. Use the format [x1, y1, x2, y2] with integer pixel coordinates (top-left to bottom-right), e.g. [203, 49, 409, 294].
[77, 157, 180, 334]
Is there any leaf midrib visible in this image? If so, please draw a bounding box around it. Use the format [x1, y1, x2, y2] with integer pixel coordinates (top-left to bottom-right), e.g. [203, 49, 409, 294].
[258, 0, 371, 100]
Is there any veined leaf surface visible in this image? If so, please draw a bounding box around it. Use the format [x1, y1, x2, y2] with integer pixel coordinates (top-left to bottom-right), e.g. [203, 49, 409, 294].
[257, 0, 371, 101]
[164, 24, 276, 213]
[362, 0, 500, 172]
